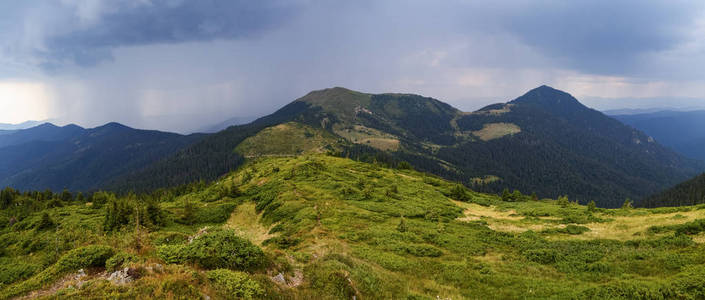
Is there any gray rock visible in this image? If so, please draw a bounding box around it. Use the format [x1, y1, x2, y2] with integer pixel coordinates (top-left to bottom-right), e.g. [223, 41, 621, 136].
[108, 267, 133, 285]
[272, 273, 286, 285]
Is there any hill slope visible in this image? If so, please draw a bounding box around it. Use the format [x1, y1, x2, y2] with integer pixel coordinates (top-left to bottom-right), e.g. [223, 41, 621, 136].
[643, 173, 705, 207]
[0, 123, 203, 191]
[612, 110, 705, 161]
[115, 86, 702, 207]
[2, 155, 705, 299]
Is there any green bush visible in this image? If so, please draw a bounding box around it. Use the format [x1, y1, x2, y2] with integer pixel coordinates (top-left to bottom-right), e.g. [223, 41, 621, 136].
[158, 230, 265, 271]
[187, 230, 265, 270]
[34, 212, 55, 231]
[206, 269, 263, 299]
[160, 278, 202, 299]
[262, 236, 301, 249]
[194, 203, 237, 224]
[564, 225, 591, 235]
[157, 244, 188, 264]
[524, 249, 558, 264]
[403, 244, 443, 257]
[153, 231, 189, 245]
[305, 259, 358, 299]
[448, 184, 470, 201]
[0, 261, 39, 285]
[106, 252, 137, 272]
[56, 245, 115, 273]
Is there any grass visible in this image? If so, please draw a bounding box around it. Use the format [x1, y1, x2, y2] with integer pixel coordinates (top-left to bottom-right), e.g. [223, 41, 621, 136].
[225, 202, 275, 246]
[471, 122, 522, 141]
[2, 154, 705, 299]
[333, 124, 400, 151]
[235, 122, 341, 157]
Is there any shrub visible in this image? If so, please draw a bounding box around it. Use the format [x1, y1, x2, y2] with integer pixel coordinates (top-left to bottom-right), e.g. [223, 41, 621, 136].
[34, 212, 55, 231]
[187, 230, 265, 270]
[153, 232, 189, 246]
[157, 244, 188, 264]
[194, 203, 237, 224]
[563, 225, 591, 235]
[397, 161, 413, 170]
[404, 244, 443, 257]
[524, 249, 558, 264]
[160, 278, 202, 299]
[0, 261, 39, 285]
[206, 269, 263, 299]
[305, 259, 357, 299]
[56, 245, 115, 273]
[262, 236, 301, 249]
[158, 230, 266, 271]
[449, 184, 470, 202]
[397, 217, 408, 233]
[103, 196, 133, 231]
[106, 252, 137, 272]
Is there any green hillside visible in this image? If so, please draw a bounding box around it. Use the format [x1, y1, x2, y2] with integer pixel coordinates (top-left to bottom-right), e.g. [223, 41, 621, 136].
[234, 122, 343, 157]
[2, 155, 705, 299]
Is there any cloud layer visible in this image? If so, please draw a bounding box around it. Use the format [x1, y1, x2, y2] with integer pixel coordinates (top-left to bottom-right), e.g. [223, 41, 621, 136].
[1, 0, 704, 132]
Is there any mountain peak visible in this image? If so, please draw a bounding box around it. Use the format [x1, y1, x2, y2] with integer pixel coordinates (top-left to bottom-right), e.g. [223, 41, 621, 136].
[35, 122, 60, 129]
[510, 85, 588, 116]
[298, 87, 369, 105]
[92, 122, 132, 132]
[294, 87, 372, 121]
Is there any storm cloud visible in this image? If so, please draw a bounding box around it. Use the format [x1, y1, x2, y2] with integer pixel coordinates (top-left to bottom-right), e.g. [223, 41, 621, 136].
[1, 0, 704, 132]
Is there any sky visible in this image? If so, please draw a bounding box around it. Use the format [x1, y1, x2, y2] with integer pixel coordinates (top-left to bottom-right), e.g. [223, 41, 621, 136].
[1, 0, 705, 133]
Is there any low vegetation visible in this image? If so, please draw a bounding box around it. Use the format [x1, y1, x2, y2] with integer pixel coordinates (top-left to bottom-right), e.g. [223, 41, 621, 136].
[0, 155, 704, 299]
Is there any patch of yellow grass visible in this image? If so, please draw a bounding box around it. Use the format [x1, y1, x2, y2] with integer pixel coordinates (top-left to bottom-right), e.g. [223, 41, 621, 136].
[453, 201, 522, 221]
[334, 125, 400, 151]
[453, 200, 705, 239]
[361, 138, 400, 151]
[693, 233, 705, 244]
[472, 123, 521, 141]
[568, 210, 705, 241]
[453, 201, 559, 232]
[226, 202, 276, 246]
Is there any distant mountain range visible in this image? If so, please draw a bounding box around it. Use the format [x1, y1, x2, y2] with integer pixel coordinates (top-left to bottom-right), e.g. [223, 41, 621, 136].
[0, 123, 203, 191]
[194, 116, 258, 133]
[111, 86, 703, 207]
[0, 120, 49, 131]
[611, 110, 705, 162]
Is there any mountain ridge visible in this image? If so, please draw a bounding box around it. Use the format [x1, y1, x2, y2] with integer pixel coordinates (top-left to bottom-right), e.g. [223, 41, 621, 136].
[111, 85, 702, 207]
[0, 122, 204, 191]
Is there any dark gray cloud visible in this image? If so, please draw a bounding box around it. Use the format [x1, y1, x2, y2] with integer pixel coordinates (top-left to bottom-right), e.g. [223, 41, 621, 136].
[37, 0, 302, 68]
[1, 0, 704, 132]
[453, 0, 705, 75]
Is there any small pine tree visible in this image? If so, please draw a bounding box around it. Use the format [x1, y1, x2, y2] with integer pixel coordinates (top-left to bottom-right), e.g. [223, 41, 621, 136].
[512, 190, 523, 202]
[531, 192, 539, 201]
[397, 216, 408, 233]
[622, 198, 633, 209]
[76, 192, 85, 203]
[397, 161, 413, 170]
[182, 199, 196, 225]
[587, 200, 597, 212]
[362, 187, 374, 200]
[501, 188, 511, 202]
[558, 195, 570, 207]
[450, 184, 470, 201]
[35, 212, 55, 231]
[60, 189, 72, 202]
